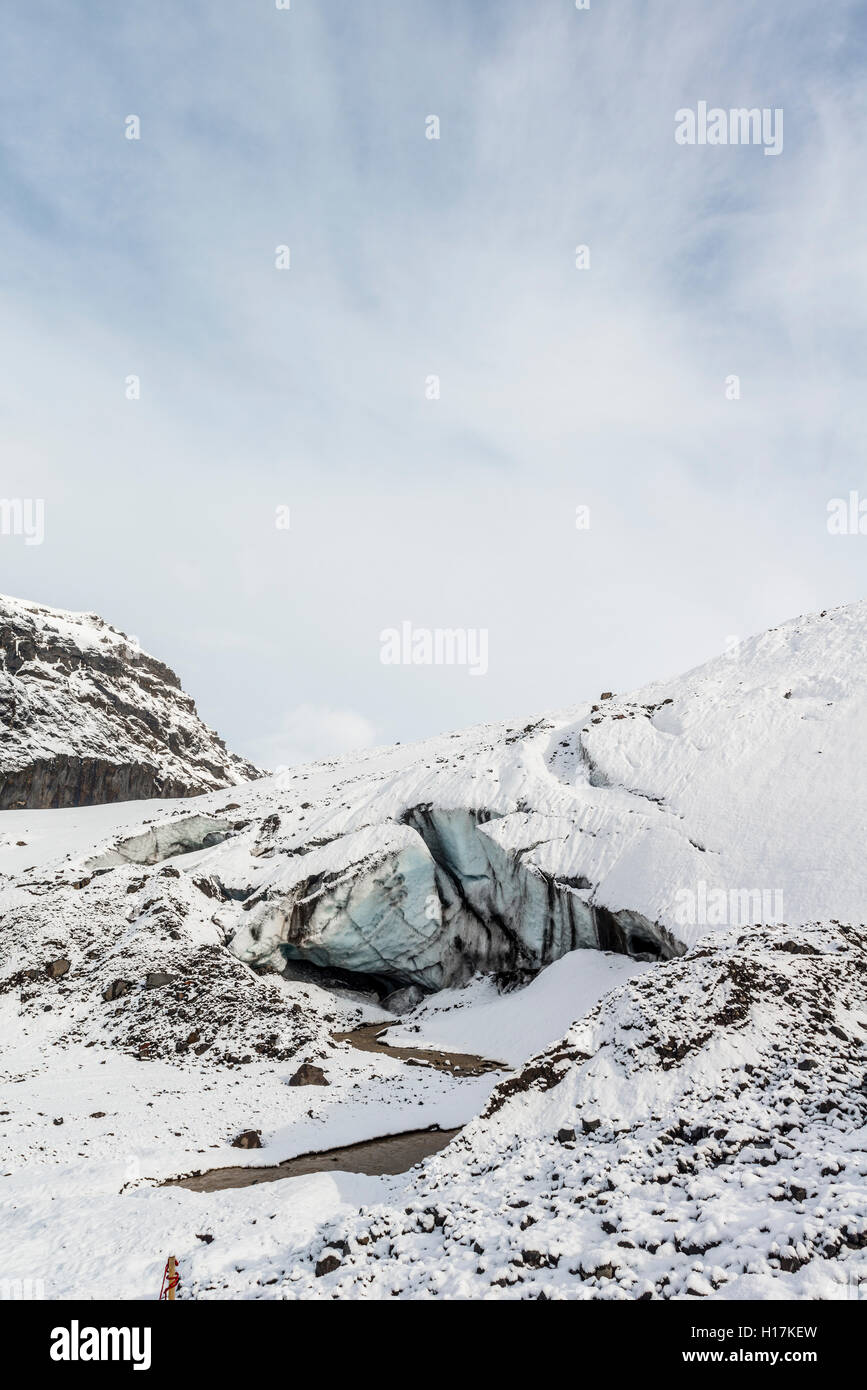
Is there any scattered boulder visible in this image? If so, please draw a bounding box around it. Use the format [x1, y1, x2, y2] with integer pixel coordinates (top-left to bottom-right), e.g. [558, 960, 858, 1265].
[102, 979, 133, 1002]
[288, 1064, 330, 1087]
[521, 1249, 557, 1269]
[315, 1253, 342, 1278]
[144, 972, 174, 990]
[556, 1127, 576, 1144]
[231, 1130, 262, 1149]
[46, 958, 70, 979]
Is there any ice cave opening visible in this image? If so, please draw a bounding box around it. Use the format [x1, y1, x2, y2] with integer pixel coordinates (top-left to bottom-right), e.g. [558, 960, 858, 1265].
[233, 806, 680, 1012]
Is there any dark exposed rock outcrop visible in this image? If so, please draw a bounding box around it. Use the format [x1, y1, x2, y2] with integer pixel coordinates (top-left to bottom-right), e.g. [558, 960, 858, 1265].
[0, 594, 261, 808]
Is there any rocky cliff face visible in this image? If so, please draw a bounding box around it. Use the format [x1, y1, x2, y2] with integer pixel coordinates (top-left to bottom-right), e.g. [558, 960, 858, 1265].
[0, 595, 261, 808]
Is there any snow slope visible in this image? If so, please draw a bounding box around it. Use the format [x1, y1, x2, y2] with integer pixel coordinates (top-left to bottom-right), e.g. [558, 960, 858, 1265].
[2, 920, 863, 1301]
[35, 597, 865, 992]
[385, 951, 652, 1066]
[286, 921, 867, 1301]
[1, 598, 865, 1300]
[0, 594, 260, 808]
[0, 836, 502, 1299]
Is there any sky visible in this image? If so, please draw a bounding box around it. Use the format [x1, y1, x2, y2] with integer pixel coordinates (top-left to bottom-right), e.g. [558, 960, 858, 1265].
[1, 0, 866, 768]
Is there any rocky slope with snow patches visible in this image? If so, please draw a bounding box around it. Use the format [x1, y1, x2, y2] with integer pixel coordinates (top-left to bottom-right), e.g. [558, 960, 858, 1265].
[283, 920, 867, 1301]
[0, 594, 260, 808]
[0, 858, 334, 1068]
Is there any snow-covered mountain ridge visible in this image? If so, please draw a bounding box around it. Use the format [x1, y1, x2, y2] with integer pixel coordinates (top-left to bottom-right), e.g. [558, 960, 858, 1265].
[0, 594, 260, 808]
[21, 597, 862, 996]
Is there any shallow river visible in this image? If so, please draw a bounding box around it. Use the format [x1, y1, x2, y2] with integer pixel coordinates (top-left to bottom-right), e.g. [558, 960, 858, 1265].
[168, 1127, 463, 1192]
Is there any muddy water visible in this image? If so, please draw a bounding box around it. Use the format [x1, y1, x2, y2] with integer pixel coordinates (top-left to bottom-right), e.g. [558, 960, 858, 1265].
[166, 1023, 504, 1193]
[332, 1021, 507, 1077]
[168, 1127, 462, 1193]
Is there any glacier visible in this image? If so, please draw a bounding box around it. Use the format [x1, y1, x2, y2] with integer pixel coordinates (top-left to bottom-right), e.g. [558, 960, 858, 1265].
[17, 597, 863, 1006]
[229, 805, 675, 995]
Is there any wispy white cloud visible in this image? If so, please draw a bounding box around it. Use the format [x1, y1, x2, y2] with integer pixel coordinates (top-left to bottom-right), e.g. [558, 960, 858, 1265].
[0, 1, 864, 757]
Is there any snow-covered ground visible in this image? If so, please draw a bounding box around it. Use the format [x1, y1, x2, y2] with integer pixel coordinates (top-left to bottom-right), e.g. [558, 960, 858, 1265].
[0, 1001, 498, 1300]
[2, 918, 863, 1301]
[0, 800, 176, 880]
[288, 920, 867, 1302]
[0, 830, 503, 1297]
[386, 951, 650, 1067]
[1, 599, 865, 1299]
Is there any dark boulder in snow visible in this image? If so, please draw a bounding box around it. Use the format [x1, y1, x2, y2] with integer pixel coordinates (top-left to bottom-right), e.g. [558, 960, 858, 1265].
[288, 1064, 330, 1087]
[144, 972, 174, 990]
[382, 984, 426, 1015]
[102, 979, 133, 1002]
[231, 1130, 262, 1149]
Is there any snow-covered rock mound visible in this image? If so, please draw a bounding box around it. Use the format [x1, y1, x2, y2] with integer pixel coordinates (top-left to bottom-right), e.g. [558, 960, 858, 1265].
[0, 595, 260, 807]
[48, 599, 867, 995]
[0, 853, 339, 1068]
[287, 920, 867, 1301]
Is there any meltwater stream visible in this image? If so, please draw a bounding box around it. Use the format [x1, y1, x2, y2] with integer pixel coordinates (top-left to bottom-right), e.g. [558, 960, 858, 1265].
[164, 1024, 506, 1192]
[167, 1127, 463, 1192]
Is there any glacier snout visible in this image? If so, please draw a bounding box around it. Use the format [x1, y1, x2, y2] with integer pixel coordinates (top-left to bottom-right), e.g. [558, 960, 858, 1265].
[229, 807, 674, 995]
